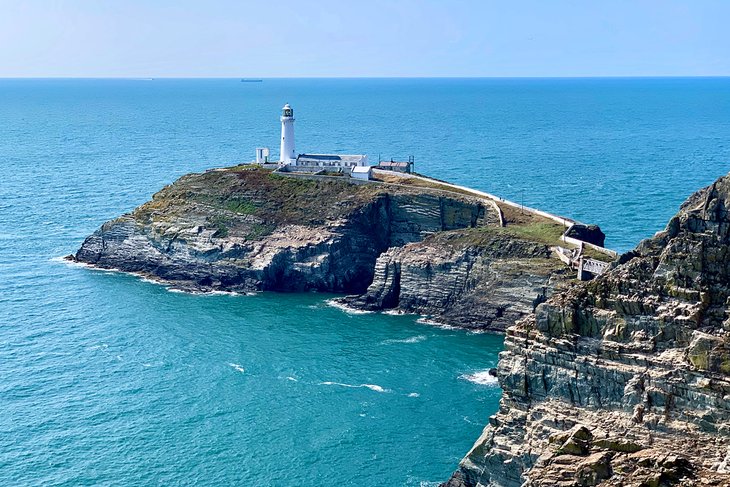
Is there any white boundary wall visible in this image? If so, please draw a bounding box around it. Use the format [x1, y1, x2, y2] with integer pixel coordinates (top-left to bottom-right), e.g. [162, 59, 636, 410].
[375, 170, 617, 257]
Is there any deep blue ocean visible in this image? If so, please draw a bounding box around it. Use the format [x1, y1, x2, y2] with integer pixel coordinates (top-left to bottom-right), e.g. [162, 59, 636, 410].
[1, 78, 729, 486]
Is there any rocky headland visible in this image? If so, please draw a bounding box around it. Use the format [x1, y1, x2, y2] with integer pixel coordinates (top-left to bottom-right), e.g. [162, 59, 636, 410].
[69, 164, 730, 485]
[444, 174, 730, 486]
[69, 165, 585, 331]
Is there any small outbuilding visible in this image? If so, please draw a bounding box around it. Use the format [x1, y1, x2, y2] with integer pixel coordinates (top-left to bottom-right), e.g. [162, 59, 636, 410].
[350, 166, 373, 181]
[295, 154, 368, 168]
[376, 157, 414, 173]
[255, 147, 271, 164]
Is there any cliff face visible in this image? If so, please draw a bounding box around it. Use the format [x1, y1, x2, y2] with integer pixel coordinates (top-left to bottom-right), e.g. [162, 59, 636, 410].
[72, 167, 500, 293]
[340, 229, 572, 332]
[446, 176, 730, 486]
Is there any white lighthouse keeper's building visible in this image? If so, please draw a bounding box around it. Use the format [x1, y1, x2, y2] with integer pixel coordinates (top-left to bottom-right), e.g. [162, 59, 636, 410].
[279, 104, 296, 164]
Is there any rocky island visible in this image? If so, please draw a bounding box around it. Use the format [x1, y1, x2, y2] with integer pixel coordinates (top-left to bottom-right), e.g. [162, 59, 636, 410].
[69, 165, 600, 331]
[70, 164, 730, 486]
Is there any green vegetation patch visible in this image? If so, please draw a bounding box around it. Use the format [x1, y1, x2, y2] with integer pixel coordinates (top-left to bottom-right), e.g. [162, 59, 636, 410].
[209, 215, 231, 238]
[373, 172, 481, 199]
[432, 222, 566, 249]
[225, 198, 257, 215]
[134, 167, 386, 229]
[266, 172, 319, 192]
[246, 223, 276, 240]
[502, 222, 566, 246]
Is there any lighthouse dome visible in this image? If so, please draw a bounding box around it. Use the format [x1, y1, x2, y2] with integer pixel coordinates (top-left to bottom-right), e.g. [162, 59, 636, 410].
[282, 104, 294, 118]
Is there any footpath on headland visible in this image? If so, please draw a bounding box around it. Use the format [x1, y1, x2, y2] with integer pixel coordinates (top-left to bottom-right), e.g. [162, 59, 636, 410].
[377, 170, 618, 259]
[388, 171, 576, 225]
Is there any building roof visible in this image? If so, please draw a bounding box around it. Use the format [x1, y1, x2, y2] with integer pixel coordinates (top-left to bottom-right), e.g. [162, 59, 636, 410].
[297, 154, 367, 163]
[296, 154, 368, 167]
[351, 166, 372, 173]
[377, 161, 410, 168]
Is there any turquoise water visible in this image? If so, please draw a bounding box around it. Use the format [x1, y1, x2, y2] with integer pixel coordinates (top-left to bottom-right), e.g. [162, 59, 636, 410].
[1, 78, 729, 486]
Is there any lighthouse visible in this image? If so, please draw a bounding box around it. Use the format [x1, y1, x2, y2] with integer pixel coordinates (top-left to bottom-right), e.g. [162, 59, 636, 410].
[279, 103, 296, 164]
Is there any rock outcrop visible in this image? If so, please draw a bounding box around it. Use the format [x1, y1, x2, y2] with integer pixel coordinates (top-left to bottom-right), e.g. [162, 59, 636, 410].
[445, 175, 730, 486]
[340, 229, 571, 332]
[564, 223, 606, 248]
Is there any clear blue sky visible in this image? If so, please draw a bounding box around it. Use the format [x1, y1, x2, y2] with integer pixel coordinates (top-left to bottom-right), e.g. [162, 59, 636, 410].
[1, 0, 728, 77]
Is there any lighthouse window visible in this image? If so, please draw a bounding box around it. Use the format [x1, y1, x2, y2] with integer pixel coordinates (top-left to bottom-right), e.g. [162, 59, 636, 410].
[283, 108, 293, 117]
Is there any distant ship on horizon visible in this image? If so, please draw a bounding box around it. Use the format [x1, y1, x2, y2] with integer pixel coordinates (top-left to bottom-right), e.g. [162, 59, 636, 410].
[241, 79, 263, 83]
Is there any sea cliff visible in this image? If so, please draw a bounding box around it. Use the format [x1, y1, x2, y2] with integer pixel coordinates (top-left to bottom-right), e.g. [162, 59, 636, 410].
[70, 166, 580, 331]
[444, 174, 730, 486]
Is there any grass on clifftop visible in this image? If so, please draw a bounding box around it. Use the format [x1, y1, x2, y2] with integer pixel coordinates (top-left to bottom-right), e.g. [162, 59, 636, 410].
[502, 222, 567, 246]
[429, 222, 566, 249]
[373, 172, 487, 200]
[133, 166, 385, 231]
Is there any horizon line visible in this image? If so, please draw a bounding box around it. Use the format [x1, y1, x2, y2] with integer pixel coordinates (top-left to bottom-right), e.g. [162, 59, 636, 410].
[1, 75, 729, 80]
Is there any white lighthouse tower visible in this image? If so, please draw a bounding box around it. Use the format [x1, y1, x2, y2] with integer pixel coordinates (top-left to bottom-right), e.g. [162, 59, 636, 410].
[279, 103, 296, 164]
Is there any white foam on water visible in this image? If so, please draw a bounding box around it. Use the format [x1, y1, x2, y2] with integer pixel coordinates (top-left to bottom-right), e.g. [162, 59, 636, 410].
[228, 363, 245, 373]
[324, 299, 373, 315]
[52, 257, 117, 271]
[286, 376, 298, 382]
[56, 258, 172, 288]
[381, 335, 427, 344]
[167, 287, 245, 297]
[208, 289, 247, 297]
[383, 309, 406, 316]
[54, 257, 249, 297]
[407, 392, 420, 398]
[164, 282, 250, 297]
[319, 381, 389, 393]
[459, 370, 499, 386]
[416, 317, 459, 330]
[50, 256, 72, 264]
[141, 361, 163, 368]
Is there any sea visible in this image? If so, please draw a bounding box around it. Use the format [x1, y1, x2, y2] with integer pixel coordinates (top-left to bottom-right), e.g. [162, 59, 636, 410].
[1, 78, 729, 486]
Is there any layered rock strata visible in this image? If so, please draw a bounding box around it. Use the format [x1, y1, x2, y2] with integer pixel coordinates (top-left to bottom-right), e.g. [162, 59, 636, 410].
[340, 230, 571, 332]
[446, 175, 730, 486]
